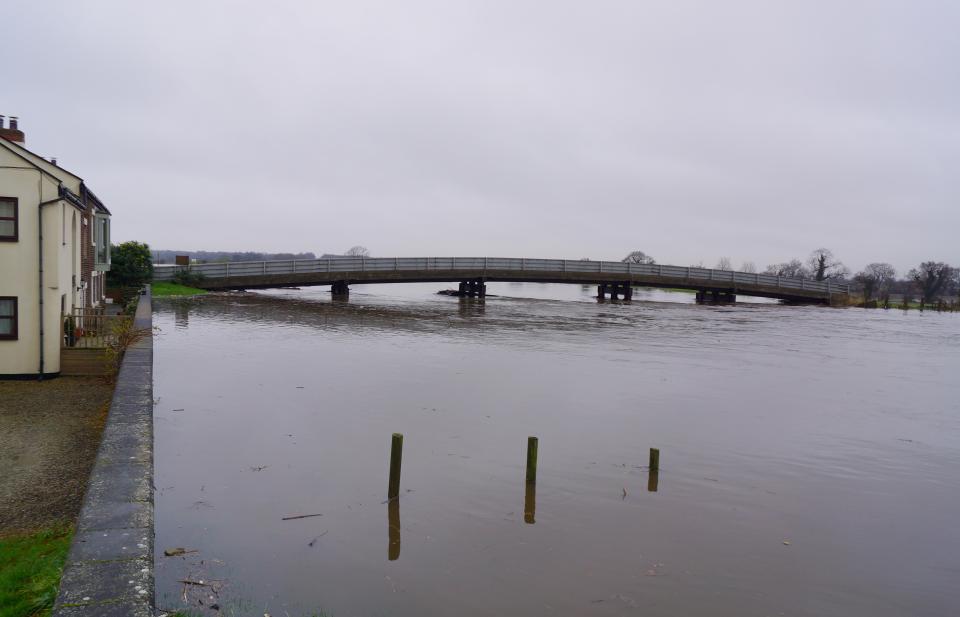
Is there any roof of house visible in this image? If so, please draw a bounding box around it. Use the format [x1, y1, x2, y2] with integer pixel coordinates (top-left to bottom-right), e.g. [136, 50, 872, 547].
[0, 137, 110, 214]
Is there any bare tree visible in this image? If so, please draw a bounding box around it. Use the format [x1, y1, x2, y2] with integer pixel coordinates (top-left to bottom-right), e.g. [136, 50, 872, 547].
[807, 248, 849, 281]
[715, 257, 732, 271]
[345, 245, 370, 257]
[909, 261, 954, 303]
[622, 250, 656, 265]
[854, 262, 896, 302]
[764, 259, 809, 278]
[740, 261, 757, 273]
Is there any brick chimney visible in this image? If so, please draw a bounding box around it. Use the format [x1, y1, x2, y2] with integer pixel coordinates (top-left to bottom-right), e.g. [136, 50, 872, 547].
[0, 115, 26, 143]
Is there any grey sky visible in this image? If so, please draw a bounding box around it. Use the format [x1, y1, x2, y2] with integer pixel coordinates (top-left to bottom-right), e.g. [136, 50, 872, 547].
[4, 0, 957, 274]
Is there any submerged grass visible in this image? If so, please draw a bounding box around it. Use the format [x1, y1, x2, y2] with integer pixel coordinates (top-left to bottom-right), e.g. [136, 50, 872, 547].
[152, 281, 208, 297]
[0, 526, 73, 617]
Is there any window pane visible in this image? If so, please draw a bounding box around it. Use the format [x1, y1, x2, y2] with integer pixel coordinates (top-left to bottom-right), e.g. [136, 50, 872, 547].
[0, 202, 13, 218]
[0, 299, 13, 316]
[0, 221, 13, 237]
[0, 319, 11, 335]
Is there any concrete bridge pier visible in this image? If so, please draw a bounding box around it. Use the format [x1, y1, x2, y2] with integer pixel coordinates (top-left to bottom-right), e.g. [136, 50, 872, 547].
[458, 279, 486, 298]
[598, 281, 633, 301]
[331, 281, 350, 296]
[696, 290, 736, 304]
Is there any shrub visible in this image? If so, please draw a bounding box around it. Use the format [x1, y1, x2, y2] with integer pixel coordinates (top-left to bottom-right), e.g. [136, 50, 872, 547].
[107, 241, 153, 288]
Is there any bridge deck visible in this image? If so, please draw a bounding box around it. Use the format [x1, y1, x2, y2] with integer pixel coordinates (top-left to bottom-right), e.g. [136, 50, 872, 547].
[153, 257, 849, 303]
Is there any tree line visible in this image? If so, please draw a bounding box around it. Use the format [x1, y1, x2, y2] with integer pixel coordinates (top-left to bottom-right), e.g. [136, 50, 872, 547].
[623, 248, 958, 305]
[152, 249, 318, 264]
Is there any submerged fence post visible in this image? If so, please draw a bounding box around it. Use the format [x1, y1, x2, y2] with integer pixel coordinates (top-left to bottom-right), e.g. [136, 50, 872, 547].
[526, 436, 539, 483]
[649, 447, 660, 472]
[388, 433, 403, 500]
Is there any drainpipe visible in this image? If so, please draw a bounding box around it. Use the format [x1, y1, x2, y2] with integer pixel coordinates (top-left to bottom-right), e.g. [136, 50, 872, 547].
[38, 187, 64, 380]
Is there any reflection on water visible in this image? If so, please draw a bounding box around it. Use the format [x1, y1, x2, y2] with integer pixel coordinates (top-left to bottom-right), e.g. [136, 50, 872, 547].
[153, 283, 960, 617]
[388, 499, 401, 561]
[524, 481, 536, 524]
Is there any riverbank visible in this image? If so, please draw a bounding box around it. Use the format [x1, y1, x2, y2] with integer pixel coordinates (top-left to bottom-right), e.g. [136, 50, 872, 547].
[152, 281, 207, 297]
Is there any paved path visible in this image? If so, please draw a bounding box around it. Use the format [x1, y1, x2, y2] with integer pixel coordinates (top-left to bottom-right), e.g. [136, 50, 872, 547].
[52, 289, 155, 617]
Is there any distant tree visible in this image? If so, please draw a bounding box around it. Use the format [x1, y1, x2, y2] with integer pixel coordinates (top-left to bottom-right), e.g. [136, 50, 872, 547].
[854, 263, 896, 302]
[622, 250, 656, 265]
[740, 261, 757, 273]
[910, 261, 954, 303]
[715, 257, 732, 271]
[345, 245, 370, 257]
[807, 248, 849, 281]
[108, 241, 153, 288]
[764, 259, 809, 279]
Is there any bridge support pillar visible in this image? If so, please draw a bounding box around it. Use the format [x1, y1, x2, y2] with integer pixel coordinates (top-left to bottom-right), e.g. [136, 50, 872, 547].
[456, 279, 486, 298]
[696, 290, 736, 304]
[331, 281, 350, 296]
[598, 282, 633, 301]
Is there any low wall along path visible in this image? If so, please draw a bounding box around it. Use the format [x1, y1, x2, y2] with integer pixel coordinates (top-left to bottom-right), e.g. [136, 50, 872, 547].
[52, 288, 155, 617]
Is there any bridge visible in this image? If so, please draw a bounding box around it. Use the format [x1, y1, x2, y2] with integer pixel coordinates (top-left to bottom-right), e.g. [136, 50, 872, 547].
[153, 257, 849, 304]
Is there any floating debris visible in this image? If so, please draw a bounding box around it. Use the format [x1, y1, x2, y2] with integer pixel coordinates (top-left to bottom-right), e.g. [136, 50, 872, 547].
[282, 513, 323, 521]
[308, 530, 329, 546]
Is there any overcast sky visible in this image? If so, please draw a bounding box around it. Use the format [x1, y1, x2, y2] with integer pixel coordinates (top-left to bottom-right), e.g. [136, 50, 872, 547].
[3, 0, 957, 273]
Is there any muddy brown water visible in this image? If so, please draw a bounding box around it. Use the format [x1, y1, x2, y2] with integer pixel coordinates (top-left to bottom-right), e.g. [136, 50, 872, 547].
[153, 284, 960, 617]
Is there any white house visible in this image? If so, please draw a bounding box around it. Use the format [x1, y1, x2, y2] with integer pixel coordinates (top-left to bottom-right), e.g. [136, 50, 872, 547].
[0, 116, 111, 378]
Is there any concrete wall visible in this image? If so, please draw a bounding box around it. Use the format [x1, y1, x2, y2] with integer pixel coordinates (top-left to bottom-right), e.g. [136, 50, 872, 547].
[0, 146, 84, 376]
[52, 289, 154, 617]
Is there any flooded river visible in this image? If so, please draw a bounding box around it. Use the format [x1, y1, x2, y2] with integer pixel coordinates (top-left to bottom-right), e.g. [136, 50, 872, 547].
[153, 283, 960, 617]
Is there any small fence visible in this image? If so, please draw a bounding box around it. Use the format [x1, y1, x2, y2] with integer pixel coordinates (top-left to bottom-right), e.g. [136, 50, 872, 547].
[62, 308, 127, 349]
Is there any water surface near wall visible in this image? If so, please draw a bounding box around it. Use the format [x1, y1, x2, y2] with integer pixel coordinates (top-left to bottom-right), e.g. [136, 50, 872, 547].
[153, 283, 960, 617]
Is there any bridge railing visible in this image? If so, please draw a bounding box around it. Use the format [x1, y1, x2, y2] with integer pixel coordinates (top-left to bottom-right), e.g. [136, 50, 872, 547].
[154, 257, 849, 295]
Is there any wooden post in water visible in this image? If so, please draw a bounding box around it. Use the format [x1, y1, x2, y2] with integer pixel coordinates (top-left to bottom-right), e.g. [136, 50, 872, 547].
[388, 433, 404, 500]
[526, 436, 539, 483]
[649, 447, 660, 472]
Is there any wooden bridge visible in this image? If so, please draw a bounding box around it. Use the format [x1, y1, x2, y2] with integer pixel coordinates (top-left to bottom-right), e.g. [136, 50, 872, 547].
[153, 257, 849, 304]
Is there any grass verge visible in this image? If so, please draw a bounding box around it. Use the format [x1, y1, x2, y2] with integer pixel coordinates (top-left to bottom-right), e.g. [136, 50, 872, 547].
[0, 526, 73, 617]
[152, 281, 208, 297]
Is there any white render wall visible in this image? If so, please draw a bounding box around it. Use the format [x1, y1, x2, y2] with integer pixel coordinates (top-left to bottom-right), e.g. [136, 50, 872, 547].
[0, 147, 83, 375]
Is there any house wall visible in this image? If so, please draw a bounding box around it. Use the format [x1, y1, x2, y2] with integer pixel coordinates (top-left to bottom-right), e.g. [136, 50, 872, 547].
[0, 151, 83, 376]
[2, 142, 109, 309]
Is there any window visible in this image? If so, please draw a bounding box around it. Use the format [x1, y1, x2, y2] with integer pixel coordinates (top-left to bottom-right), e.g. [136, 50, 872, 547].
[0, 297, 16, 340]
[0, 197, 17, 241]
[94, 213, 111, 270]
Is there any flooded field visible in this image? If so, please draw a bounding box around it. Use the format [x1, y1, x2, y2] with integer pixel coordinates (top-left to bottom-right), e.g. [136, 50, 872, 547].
[153, 283, 960, 617]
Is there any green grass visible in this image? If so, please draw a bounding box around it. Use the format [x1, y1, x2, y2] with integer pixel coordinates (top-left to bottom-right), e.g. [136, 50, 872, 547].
[152, 281, 208, 297]
[0, 526, 73, 617]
